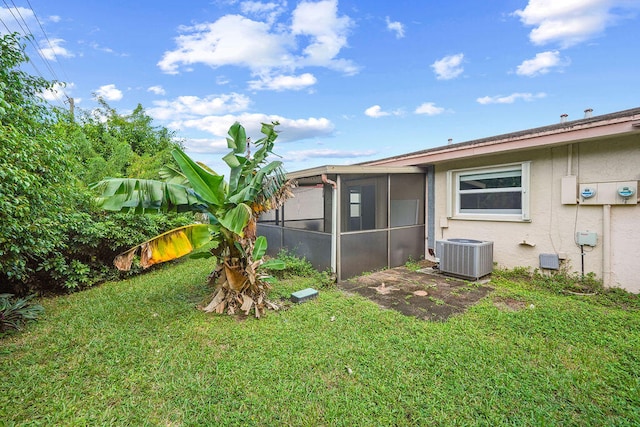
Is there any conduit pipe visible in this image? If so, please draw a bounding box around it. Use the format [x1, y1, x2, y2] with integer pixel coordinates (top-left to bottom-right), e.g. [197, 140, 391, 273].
[603, 204, 612, 287]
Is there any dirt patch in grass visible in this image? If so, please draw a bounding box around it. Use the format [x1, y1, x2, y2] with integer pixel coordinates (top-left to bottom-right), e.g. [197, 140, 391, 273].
[493, 297, 528, 312]
[339, 262, 492, 321]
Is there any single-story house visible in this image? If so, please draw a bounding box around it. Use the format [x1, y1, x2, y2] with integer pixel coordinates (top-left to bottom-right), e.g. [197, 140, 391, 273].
[259, 107, 640, 293]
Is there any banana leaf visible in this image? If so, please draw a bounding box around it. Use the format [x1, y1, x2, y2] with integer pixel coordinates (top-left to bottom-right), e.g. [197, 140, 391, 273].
[172, 149, 225, 206]
[114, 224, 213, 271]
[218, 203, 252, 236]
[90, 178, 204, 213]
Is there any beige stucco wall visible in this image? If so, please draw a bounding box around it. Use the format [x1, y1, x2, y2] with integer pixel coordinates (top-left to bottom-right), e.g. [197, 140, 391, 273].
[431, 133, 640, 292]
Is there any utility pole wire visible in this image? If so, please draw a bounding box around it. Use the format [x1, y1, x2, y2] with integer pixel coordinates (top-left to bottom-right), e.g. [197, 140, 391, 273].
[24, 0, 72, 84]
[0, 2, 68, 108]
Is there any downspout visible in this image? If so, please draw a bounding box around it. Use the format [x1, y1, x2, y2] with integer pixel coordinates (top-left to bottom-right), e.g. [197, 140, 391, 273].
[321, 174, 337, 189]
[426, 165, 436, 256]
[602, 204, 612, 287]
[322, 174, 339, 281]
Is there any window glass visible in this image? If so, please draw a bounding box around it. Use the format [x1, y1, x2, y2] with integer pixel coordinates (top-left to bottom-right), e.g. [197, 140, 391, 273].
[448, 163, 530, 220]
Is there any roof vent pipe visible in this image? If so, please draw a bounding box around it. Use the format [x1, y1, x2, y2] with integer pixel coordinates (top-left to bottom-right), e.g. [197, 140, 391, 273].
[560, 113, 568, 123]
[447, 138, 453, 145]
[584, 108, 593, 118]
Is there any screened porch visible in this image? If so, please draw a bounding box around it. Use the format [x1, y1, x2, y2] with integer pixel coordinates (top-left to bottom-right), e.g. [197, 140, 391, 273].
[258, 165, 426, 281]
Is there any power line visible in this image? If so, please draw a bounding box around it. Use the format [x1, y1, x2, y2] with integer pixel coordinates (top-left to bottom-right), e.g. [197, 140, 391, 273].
[3, 0, 60, 81]
[24, 0, 72, 83]
[0, 1, 68, 108]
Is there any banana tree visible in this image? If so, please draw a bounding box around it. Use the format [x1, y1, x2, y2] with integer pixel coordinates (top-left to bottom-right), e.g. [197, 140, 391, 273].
[90, 121, 294, 317]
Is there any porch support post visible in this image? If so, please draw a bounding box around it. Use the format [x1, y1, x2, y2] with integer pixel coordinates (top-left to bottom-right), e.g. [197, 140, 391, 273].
[335, 175, 342, 282]
[331, 179, 338, 277]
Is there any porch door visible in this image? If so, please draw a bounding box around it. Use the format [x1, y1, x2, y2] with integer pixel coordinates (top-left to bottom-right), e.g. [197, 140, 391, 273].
[348, 185, 376, 231]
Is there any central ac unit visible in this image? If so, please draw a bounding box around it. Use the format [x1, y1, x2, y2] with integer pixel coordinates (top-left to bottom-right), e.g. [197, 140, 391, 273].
[436, 239, 493, 280]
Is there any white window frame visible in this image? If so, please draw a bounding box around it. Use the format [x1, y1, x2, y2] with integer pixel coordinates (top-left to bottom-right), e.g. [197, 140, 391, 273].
[446, 161, 531, 222]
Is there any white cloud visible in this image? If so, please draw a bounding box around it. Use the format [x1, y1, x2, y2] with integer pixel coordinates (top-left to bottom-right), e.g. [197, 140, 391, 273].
[158, 15, 294, 75]
[364, 105, 403, 118]
[48, 15, 61, 23]
[147, 85, 166, 95]
[240, 0, 286, 23]
[365, 105, 389, 118]
[166, 113, 335, 145]
[516, 50, 570, 76]
[159, 0, 358, 84]
[240, 1, 281, 14]
[40, 82, 74, 102]
[431, 53, 464, 80]
[39, 38, 74, 60]
[183, 137, 229, 154]
[385, 16, 405, 38]
[0, 7, 35, 34]
[414, 102, 445, 116]
[148, 93, 251, 120]
[94, 84, 123, 101]
[476, 92, 547, 105]
[513, 0, 639, 48]
[291, 0, 357, 74]
[248, 73, 317, 91]
[216, 76, 231, 85]
[285, 148, 377, 162]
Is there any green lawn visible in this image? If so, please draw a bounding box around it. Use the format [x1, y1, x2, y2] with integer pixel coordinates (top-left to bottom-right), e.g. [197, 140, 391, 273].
[2, 256, 639, 426]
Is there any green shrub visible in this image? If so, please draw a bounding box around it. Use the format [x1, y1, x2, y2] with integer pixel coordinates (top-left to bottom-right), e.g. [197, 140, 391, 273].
[0, 33, 195, 296]
[404, 256, 424, 272]
[264, 250, 334, 287]
[0, 293, 44, 336]
[493, 266, 639, 309]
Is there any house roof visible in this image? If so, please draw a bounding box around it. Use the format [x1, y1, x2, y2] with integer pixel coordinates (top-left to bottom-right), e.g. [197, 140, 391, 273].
[361, 106, 640, 167]
[286, 164, 425, 182]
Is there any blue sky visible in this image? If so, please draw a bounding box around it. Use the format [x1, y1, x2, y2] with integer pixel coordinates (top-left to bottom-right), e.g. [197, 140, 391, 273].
[2, 0, 639, 173]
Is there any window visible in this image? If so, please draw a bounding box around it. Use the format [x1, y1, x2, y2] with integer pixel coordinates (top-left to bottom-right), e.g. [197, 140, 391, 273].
[347, 185, 376, 231]
[447, 162, 530, 221]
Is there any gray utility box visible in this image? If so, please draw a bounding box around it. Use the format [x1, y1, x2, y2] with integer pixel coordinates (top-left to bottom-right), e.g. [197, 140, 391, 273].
[436, 239, 493, 280]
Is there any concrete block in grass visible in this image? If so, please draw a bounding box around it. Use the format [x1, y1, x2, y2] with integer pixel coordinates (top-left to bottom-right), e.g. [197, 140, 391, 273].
[291, 288, 318, 303]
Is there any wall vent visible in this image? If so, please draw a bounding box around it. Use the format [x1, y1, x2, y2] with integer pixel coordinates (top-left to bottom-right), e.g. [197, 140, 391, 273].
[436, 239, 493, 280]
[539, 253, 560, 270]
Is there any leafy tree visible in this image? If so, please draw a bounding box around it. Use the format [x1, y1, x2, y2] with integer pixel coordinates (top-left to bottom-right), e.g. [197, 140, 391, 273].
[0, 33, 190, 294]
[0, 33, 76, 289]
[54, 99, 184, 184]
[92, 122, 294, 317]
